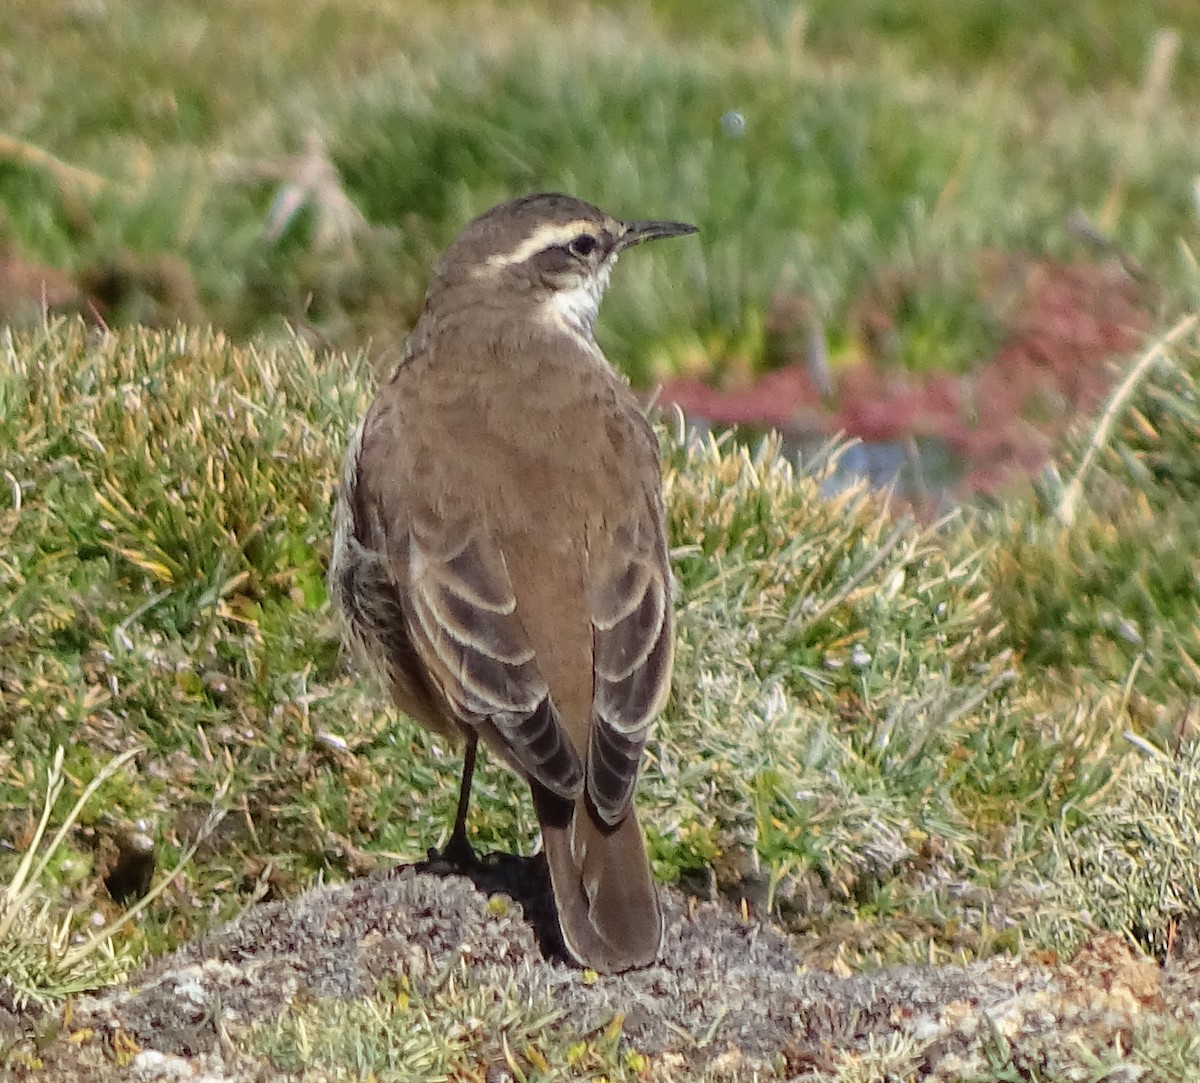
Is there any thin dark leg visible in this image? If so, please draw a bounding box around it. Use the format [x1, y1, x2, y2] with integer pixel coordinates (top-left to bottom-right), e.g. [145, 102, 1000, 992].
[436, 734, 478, 867]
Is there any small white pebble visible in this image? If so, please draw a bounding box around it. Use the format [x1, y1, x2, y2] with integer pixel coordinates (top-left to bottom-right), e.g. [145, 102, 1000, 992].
[130, 1049, 197, 1081]
[172, 974, 208, 1006]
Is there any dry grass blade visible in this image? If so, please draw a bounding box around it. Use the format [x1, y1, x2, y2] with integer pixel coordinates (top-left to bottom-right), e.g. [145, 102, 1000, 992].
[0, 748, 66, 946]
[1056, 314, 1197, 527]
[1, 746, 142, 1010]
[1, 747, 141, 941]
[0, 131, 110, 198]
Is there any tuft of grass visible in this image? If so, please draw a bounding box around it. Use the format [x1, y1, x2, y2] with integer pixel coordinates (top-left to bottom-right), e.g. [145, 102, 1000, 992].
[1039, 737, 1200, 956]
[0, 320, 380, 962]
[1, 748, 139, 1011]
[984, 318, 1200, 713]
[246, 966, 630, 1082]
[959, 1014, 1200, 1083]
[648, 428, 1125, 963]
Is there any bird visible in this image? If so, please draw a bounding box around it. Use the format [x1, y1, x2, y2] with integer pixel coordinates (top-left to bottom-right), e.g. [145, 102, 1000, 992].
[329, 192, 696, 973]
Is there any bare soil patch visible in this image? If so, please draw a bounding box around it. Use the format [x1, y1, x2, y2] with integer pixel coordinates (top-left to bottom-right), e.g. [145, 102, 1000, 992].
[4, 867, 1196, 1081]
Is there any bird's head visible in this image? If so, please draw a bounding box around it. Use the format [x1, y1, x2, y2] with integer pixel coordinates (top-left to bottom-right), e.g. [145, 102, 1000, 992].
[429, 192, 697, 338]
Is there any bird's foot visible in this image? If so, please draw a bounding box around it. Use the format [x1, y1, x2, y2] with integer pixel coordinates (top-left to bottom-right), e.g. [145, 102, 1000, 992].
[423, 830, 478, 873]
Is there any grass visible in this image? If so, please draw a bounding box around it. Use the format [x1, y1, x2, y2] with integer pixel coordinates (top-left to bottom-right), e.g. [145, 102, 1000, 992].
[245, 967, 629, 1082]
[3, 316, 1199, 981]
[984, 317, 1200, 710]
[0, 748, 138, 1012]
[2, 315, 1199, 1073]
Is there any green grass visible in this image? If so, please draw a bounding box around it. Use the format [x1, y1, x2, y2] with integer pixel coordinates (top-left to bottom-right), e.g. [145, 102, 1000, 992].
[3, 318, 1199, 1077]
[245, 969, 635, 1082]
[984, 318, 1200, 710]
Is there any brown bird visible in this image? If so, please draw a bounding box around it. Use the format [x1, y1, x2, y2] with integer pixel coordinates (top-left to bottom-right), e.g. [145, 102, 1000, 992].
[330, 193, 695, 972]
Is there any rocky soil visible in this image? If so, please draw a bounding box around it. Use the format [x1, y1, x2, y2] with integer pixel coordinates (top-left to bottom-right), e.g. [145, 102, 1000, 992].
[4, 860, 1196, 1081]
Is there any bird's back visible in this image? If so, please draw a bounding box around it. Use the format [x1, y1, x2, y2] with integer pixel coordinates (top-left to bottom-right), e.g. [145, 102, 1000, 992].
[359, 313, 661, 756]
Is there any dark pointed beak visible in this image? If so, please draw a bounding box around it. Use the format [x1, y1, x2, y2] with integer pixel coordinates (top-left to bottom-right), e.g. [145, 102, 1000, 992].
[616, 218, 699, 251]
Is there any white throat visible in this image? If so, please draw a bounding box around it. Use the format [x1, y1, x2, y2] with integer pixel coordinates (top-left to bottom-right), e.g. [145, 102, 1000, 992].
[544, 258, 615, 341]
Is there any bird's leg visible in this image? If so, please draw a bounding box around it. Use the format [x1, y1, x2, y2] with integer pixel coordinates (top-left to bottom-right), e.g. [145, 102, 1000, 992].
[435, 733, 478, 868]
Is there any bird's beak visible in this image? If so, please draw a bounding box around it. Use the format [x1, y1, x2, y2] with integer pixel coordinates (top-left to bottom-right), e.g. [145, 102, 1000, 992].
[615, 218, 699, 251]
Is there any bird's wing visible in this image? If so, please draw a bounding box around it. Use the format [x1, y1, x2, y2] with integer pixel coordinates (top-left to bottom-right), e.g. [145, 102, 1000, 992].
[348, 388, 586, 803]
[401, 513, 586, 800]
[587, 490, 673, 825]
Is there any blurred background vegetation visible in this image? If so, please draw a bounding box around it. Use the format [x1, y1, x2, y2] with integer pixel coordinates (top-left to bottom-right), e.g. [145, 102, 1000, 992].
[2, 0, 1200, 382]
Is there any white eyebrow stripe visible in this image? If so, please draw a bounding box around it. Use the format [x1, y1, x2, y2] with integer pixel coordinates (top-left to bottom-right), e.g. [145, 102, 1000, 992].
[484, 219, 603, 269]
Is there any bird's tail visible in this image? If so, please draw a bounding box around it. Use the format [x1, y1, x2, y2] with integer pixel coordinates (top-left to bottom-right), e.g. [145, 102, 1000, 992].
[533, 786, 663, 973]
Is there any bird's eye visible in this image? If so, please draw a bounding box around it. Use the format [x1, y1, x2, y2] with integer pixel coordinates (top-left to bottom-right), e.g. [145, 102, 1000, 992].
[568, 234, 598, 258]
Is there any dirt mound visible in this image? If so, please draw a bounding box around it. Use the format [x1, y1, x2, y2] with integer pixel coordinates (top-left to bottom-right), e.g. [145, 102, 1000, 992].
[5, 867, 1195, 1081]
